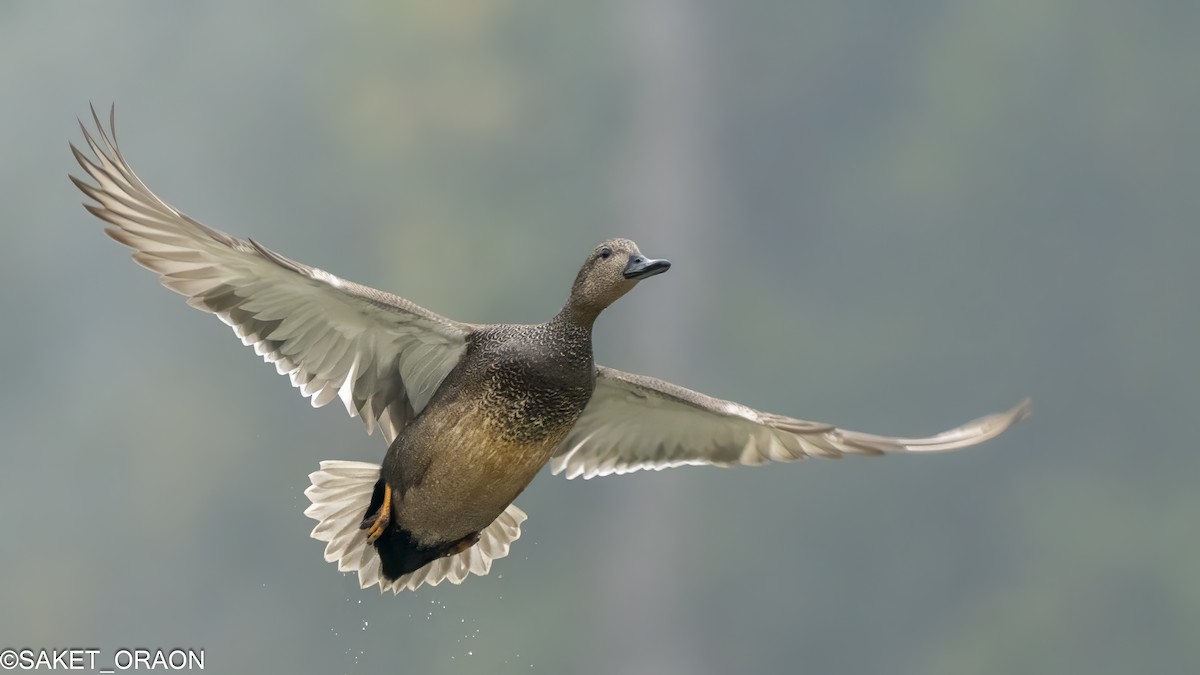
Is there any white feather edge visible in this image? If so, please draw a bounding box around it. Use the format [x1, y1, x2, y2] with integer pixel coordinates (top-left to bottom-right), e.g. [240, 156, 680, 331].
[302, 460, 527, 594]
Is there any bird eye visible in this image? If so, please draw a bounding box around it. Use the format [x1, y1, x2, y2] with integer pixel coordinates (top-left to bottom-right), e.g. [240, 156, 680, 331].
[599, 247, 612, 260]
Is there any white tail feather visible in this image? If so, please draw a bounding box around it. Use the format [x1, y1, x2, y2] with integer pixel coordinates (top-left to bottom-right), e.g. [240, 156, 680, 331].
[303, 460, 527, 594]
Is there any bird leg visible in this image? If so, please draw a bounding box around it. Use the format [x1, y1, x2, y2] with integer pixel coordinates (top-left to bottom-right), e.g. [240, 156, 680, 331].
[445, 531, 481, 557]
[360, 483, 393, 544]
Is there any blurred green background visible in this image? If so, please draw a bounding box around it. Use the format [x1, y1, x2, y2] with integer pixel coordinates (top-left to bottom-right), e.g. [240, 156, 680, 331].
[2, 1, 1197, 673]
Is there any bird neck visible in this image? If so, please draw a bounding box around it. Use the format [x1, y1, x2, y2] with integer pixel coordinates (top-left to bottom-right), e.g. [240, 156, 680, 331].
[554, 298, 601, 331]
[545, 309, 596, 369]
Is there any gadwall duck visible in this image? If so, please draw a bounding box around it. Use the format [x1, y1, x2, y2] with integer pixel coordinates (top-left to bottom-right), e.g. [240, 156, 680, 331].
[71, 108, 1031, 594]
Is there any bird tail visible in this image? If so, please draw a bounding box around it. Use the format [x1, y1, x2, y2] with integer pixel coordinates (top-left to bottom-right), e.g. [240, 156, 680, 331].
[302, 460, 527, 594]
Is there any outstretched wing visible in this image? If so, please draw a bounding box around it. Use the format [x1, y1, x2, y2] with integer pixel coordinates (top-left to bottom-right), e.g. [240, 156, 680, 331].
[552, 366, 1031, 479]
[71, 105, 470, 443]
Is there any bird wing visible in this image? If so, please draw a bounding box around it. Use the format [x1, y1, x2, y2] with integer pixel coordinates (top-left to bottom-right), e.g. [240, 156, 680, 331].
[552, 366, 1031, 479]
[71, 106, 470, 443]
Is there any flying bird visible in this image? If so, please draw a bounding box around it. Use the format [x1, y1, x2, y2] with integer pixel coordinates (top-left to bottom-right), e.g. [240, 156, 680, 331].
[70, 107, 1031, 594]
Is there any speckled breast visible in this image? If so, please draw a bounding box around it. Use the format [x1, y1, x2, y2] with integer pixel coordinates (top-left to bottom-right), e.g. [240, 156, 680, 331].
[395, 323, 596, 544]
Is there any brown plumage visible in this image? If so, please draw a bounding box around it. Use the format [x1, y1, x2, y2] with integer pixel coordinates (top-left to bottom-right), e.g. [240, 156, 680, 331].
[70, 106, 1031, 594]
